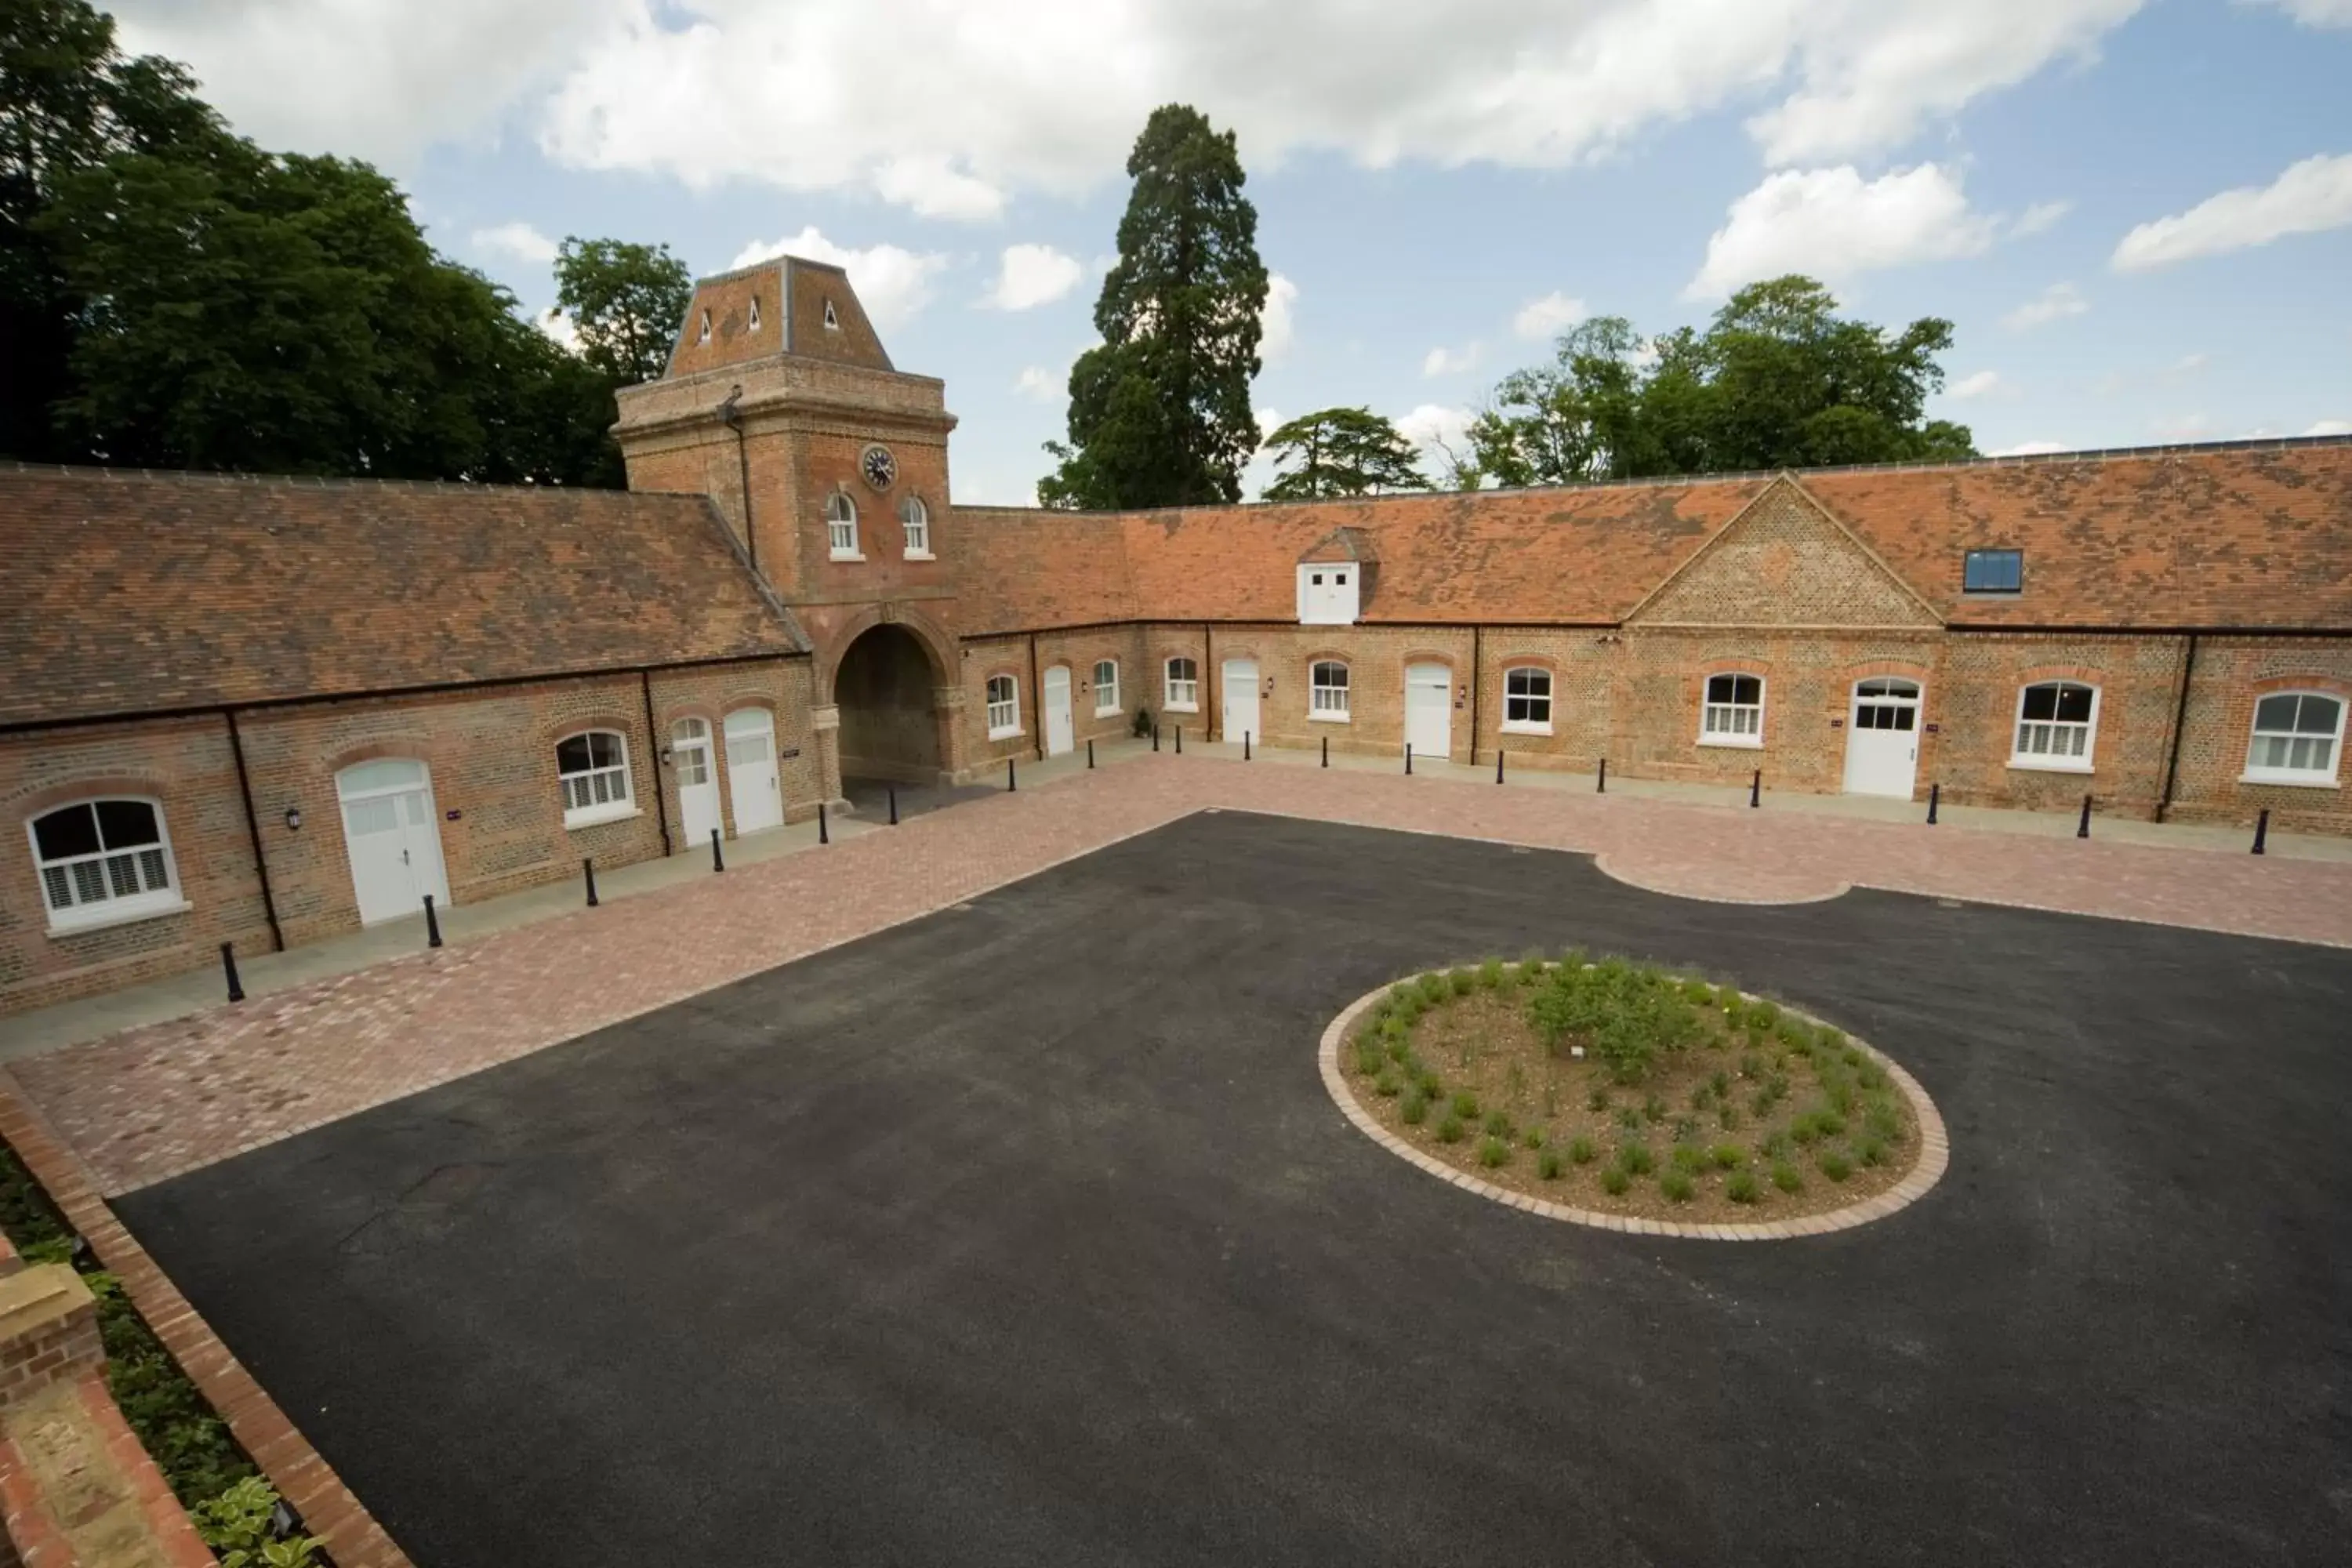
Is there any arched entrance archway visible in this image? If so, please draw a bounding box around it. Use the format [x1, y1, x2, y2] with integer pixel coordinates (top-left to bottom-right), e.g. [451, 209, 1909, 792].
[834, 622, 946, 784]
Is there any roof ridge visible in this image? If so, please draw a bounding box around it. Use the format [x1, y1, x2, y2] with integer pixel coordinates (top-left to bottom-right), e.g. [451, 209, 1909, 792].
[0, 462, 719, 503]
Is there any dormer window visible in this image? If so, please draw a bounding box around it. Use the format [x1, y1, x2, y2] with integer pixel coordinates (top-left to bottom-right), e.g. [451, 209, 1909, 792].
[748, 296, 761, 331]
[822, 299, 840, 331]
[1298, 562, 1359, 625]
[696, 309, 711, 345]
[1964, 548, 2023, 593]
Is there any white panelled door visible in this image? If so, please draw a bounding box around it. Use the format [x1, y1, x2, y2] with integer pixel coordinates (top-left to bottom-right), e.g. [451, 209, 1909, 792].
[673, 718, 721, 848]
[724, 709, 783, 834]
[1221, 659, 1259, 743]
[336, 759, 449, 925]
[1043, 666, 1075, 757]
[1842, 677, 1922, 797]
[1405, 663, 1452, 760]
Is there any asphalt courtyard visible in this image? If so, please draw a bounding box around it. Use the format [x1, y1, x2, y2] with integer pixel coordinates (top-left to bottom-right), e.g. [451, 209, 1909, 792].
[114, 811, 2350, 1567]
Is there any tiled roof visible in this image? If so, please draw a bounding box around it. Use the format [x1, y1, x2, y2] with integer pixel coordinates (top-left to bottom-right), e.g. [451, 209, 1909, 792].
[953, 438, 2352, 633]
[0, 466, 806, 728]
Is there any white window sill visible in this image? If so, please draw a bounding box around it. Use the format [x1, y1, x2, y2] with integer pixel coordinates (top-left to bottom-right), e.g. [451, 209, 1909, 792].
[45, 898, 192, 939]
[829, 549, 865, 563]
[2238, 771, 2340, 790]
[1298, 616, 1356, 627]
[1697, 735, 1762, 750]
[989, 727, 1023, 742]
[564, 804, 641, 831]
[903, 549, 935, 561]
[1309, 710, 1351, 724]
[1094, 707, 1121, 720]
[1163, 702, 1199, 714]
[1501, 720, 1554, 737]
[2009, 757, 2093, 775]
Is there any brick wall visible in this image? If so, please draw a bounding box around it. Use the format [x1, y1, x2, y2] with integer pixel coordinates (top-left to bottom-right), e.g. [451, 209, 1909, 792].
[2165, 637, 2352, 833]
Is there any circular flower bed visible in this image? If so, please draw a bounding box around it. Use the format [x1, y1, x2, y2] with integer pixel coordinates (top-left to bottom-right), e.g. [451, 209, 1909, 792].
[1327, 955, 1944, 1234]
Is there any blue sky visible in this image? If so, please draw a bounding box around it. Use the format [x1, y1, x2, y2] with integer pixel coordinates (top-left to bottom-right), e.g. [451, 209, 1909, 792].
[112, 0, 2352, 503]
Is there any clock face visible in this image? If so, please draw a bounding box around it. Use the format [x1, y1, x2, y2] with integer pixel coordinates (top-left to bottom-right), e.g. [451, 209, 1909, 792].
[860, 445, 898, 491]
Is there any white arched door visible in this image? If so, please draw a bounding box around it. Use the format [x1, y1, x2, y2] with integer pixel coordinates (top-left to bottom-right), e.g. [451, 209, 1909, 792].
[673, 718, 720, 848]
[336, 759, 449, 925]
[1843, 677, 1922, 797]
[724, 709, 783, 834]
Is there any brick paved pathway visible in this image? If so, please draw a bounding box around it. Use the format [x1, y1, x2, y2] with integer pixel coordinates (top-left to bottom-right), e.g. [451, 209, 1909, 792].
[11, 755, 2350, 1196]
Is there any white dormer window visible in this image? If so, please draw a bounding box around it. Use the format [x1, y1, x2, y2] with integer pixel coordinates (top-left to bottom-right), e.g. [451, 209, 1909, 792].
[748, 296, 761, 331]
[1298, 564, 1358, 625]
[696, 309, 711, 344]
[823, 299, 840, 331]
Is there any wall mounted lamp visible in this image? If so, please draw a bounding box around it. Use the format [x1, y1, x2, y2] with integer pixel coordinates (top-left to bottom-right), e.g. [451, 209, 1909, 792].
[284, 806, 303, 831]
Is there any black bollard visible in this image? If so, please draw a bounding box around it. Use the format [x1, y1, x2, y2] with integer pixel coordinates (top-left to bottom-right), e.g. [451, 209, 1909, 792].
[1087, 739, 1095, 769]
[220, 940, 245, 1004]
[1175, 725, 1182, 755]
[711, 827, 725, 873]
[1152, 724, 1160, 753]
[2077, 794, 2092, 839]
[888, 785, 899, 826]
[1406, 742, 1414, 775]
[1496, 749, 1505, 785]
[2252, 808, 2269, 855]
[1598, 757, 1606, 793]
[818, 800, 829, 844]
[1244, 731, 1251, 761]
[1322, 735, 1329, 768]
[583, 856, 598, 907]
[1926, 782, 1940, 826]
[1749, 768, 1761, 809]
[1008, 757, 1017, 792]
[423, 893, 443, 949]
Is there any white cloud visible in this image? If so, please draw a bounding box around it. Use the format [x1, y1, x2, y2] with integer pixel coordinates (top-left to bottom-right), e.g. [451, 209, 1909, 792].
[473, 221, 560, 265]
[535, 307, 579, 351]
[985, 244, 1084, 310]
[1396, 403, 1478, 480]
[2112, 152, 2352, 271]
[2154, 412, 2216, 441]
[1014, 365, 1064, 401]
[1260, 274, 1298, 364]
[1687, 164, 1997, 299]
[874, 157, 1007, 221]
[1512, 292, 1588, 342]
[1255, 408, 1285, 438]
[2239, 0, 2352, 27]
[1948, 370, 2003, 399]
[728, 227, 949, 331]
[2172, 352, 2209, 376]
[2303, 419, 2352, 435]
[1423, 343, 1482, 376]
[2002, 281, 2089, 331]
[1989, 439, 2070, 456]
[2012, 200, 2072, 238]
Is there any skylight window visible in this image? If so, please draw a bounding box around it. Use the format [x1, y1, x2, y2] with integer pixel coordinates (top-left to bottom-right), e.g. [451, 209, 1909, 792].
[1964, 549, 2024, 593]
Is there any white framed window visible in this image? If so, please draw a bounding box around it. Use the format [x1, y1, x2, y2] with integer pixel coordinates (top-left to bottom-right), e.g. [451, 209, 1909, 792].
[1700, 673, 1763, 746]
[557, 731, 635, 827]
[1310, 660, 1351, 720]
[1094, 659, 1120, 717]
[1165, 657, 1199, 712]
[1503, 666, 1553, 734]
[2242, 691, 2344, 786]
[899, 495, 931, 557]
[2012, 681, 2098, 770]
[986, 674, 1021, 739]
[826, 492, 860, 559]
[27, 797, 184, 933]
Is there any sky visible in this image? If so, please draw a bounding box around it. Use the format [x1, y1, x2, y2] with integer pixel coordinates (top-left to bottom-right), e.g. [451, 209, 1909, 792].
[109, 0, 2352, 505]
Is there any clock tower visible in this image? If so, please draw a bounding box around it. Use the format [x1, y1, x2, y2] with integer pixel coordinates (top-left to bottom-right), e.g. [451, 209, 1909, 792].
[613, 256, 972, 787]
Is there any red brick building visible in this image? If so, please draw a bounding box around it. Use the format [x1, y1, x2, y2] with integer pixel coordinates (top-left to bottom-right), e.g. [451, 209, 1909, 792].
[4, 258, 2349, 1014]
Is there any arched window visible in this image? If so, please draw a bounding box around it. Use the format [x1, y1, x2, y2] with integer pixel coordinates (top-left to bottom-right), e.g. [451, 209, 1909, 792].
[826, 492, 860, 558]
[898, 495, 931, 557]
[27, 797, 182, 931]
[1164, 657, 1200, 712]
[1093, 659, 1120, 717]
[1310, 660, 1351, 719]
[1503, 666, 1553, 733]
[985, 674, 1021, 738]
[1700, 673, 1763, 745]
[2013, 681, 2098, 768]
[2244, 691, 2344, 785]
[556, 731, 633, 826]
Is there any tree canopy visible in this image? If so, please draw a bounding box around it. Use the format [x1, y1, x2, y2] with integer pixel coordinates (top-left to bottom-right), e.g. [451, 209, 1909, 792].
[1261, 407, 1428, 499]
[554, 236, 692, 387]
[1040, 104, 1268, 509]
[1461, 277, 1975, 487]
[2, 0, 641, 485]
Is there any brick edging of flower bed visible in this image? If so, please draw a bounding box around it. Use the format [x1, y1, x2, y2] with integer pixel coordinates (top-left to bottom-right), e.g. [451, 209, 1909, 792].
[1316, 978, 1950, 1240]
[0, 1069, 414, 1568]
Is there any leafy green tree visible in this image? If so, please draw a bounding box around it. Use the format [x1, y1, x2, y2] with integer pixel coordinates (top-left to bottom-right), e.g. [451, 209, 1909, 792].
[1261, 407, 1428, 499]
[552, 236, 693, 387]
[1041, 104, 1268, 509]
[1461, 276, 1974, 485]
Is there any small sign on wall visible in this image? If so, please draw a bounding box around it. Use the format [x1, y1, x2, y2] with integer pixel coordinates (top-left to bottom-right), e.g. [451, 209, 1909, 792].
[445, 809, 462, 821]
[1830, 718, 1844, 728]
[781, 746, 803, 760]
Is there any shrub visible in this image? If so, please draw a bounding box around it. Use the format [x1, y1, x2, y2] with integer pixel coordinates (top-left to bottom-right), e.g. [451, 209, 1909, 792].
[1527, 956, 1704, 1081]
[1671, 1145, 1704, 1174]
[1353, 1038, 1385, 1076]
[1450, 1091, 1480, 1120]
[1817, 1025, 1846, 1052]
[1450, 967, 1476, 996]
[1672, 1116, 1700, 1143]
[1478, 956, 1507, 990]
[1619, 1144, 1654, 1177]
[1709, 1069, 1730, 1098]
[1726, 1171, 1759, 1204]
[1777, 1018, 1812, 1051]
[1477, 1136, 1510, 1168]
[1842, 1047, 1865, 1069]
[1567, 1134, 1598, 1166]
[1416, 972, 1448, 1004]
[1518, 951, 1548, 984]
[1661, 1169, 1696, 1203]
[1523, 1126, 1547, 1150]
[1436, 1115, 1466, 1144]
[1819, 1149, 1853, 1181]
[1586, 1087, 1610, 1112]
[1716, 1104, 1740, 1132]
[1739, 1051, 1764, 1080]
[1483, 1109, 1513, 1138]
[1415, 1068, 1445, 1099]
[1688, 1084, 1711, 1112]
[1826, 1081, 1858, 1117]
[1601, 1167, 1631, 1196]
[1761, 1130, 1792, 1160]
[1680, 978, 1715, 1005]
[1867, 1104, 1904, 1143]
[1401, 1091, 1428, 1125]
[1374, 1069, 1403, 1098]
[1812, 1108, 1847, 1139]
[1542, 1081, 1559, 1116]
[1642, 1094, 1667, 1123]
[1857, 1061, 1889, 1091]
[1709, 1143, 1744, 1171]
[1617, 1107, 1642, 1133]
[1857, 1136, 1886, 1167]
[1750, 1000, 1781, 1030]
[191, 1477, 322, 1567]
[1790, 1118, 1820, 1148]
[1537, 1147, 1564, 1180]
[1771, 1161, 1803, 1193]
